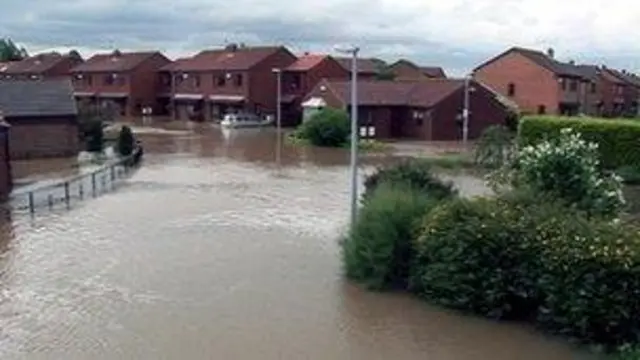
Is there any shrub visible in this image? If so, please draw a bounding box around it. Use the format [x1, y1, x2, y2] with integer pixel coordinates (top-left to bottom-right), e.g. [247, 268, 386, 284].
[411, 194, 640, 347]
[116, 125, 135, 156]
[294, 108, 350, 147]
[518, 115, 640, 169]
[473, 125, 515, 168]
[84, 119, 104, 152]
[494, 128, 625, 218]
[363, 159, 458, 201]
[342, 183, 441, 290]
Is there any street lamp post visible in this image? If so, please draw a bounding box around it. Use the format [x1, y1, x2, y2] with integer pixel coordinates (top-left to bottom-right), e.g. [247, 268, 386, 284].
[335, 45, 360, 230]
[462, 75, 470, 145]
[272, 68, 282, 166]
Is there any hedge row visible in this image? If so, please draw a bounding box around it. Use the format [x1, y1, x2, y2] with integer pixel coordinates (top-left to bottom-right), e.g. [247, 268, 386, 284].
[518, 116, 640, 169]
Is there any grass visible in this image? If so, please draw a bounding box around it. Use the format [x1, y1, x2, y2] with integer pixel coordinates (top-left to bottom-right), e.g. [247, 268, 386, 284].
[285, 133, 390, 152]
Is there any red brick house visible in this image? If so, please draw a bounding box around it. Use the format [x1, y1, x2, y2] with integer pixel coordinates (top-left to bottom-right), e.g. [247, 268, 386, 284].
[473, 47, 590, 116]
[164, 44, 296, 121]
[334, 57, 384, 81]
[302, 78, 514, 140]
[71, 50, 171, 117]
[388, 59, 447, 80]
[0, 79, 79, 160]
[0, 51, 83, 81]
[279, 54, 349, 126]
[603, 68, 640, 117]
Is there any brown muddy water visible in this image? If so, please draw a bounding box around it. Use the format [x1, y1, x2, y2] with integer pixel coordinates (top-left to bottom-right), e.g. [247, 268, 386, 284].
[0, 121, 594, 359]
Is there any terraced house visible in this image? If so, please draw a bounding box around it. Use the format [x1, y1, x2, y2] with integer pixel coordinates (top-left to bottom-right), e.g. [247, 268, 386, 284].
[163, 44, 296, 122]
[0, 51, 83, 81]
[388, 59, 447, 80]
[71, 50, 171, 117]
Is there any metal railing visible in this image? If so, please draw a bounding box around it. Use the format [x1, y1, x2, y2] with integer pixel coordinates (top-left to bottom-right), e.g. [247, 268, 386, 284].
[10, 147, 143, 214]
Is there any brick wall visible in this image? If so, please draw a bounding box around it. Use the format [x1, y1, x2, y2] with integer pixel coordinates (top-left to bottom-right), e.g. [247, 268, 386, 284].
[7, 117, 79, 160]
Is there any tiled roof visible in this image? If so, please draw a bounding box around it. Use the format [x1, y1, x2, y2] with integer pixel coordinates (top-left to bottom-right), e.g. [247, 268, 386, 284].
[2, 53, 72, 74]
[169, 46, 291, 72]
[475, 47, 583, 78]
[0, 79, 77, 117]
[575, 65, 600, 82]
[285, 55, 327, 71]
[320, 78, 465, 107]
[72, 51, 162, 72]
[334, 57, 383, 74]
[600, 68, 627, 85]
[420, 66, 447, 79]
[607, 68, 640, 88]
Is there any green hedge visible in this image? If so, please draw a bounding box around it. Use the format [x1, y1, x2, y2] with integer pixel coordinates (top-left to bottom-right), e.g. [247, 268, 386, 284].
[518, 116, 640, 169]
[411, 193, 640, 348]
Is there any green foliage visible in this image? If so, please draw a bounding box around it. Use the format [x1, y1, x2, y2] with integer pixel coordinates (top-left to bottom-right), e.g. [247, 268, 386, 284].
[0, 38, 28, 62]
[342, 183, 441, 290]
[116, 126, 135, 156]
[411, 194, 640, 347]
[77, 101, 118, 153]
[518, 115, 640, 169]
[294, 108, 350, 147]
[84, 120, 104, 152]
[473, 125, 515, 168]
[494, 128, 625, 218]
[363, 159, 458, 201]
[613, 345, 640, 360]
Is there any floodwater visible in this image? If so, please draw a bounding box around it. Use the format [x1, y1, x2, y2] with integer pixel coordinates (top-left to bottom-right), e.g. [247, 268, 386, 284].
[0, 120, 593, 359]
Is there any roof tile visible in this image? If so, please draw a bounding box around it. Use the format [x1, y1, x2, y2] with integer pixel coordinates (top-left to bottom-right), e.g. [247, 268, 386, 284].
[72, 51, 163, 72]
[0, 79, 77, 117]
[3, 53, 73, 75]
[285, 55, 327, 71]
[169, 46, 291, 72]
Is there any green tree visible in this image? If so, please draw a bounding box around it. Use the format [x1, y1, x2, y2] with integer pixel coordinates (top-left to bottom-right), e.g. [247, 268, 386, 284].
[295, 108, 350, 147]
[116, 125, 135, 156]
[0, 38, 28, 61]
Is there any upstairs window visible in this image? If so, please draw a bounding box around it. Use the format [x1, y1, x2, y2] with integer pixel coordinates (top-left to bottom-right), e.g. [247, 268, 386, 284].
[216, 75, 226, 86]
[507, 82, 515, 96]
[590, 83, 597, 93]
[569, 79, 578, 91]
[234, 74, 243, 87]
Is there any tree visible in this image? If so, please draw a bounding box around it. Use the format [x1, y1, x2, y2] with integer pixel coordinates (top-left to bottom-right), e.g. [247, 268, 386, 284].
[116, 126, 135, 156]
[295, 108, 350, 147]
[0, 38, 28, 62]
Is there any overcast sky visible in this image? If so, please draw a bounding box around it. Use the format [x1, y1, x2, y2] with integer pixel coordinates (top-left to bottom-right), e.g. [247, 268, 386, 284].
[1, 0, 639, 76]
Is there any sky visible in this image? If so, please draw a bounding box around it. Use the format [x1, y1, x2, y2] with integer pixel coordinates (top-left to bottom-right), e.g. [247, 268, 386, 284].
[1, 0, 639, 76]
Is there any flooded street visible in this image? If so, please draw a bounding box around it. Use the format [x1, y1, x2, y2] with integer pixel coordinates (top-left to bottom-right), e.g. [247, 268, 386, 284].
[0, 121, 591, 359]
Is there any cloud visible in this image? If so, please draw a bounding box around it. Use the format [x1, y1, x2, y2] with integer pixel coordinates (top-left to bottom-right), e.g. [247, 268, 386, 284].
[1, 0, 639, 76]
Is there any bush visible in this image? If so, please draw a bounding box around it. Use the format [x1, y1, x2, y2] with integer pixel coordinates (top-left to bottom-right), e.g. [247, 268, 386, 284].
[116, 125, 135, 156]
[518, 115, 640, 169]
[473, 125, 515, 168]
[294, 108, 350, 147]
[84, 119, 104, 152]
[494, 128, 625, 218]
[342, 183, 442, 290]
[364, 159, 458, 201]
[411, 194, 640, 347]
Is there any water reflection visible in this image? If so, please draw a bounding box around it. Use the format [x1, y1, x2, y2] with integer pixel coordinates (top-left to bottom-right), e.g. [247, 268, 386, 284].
[0, 120, 592, 359]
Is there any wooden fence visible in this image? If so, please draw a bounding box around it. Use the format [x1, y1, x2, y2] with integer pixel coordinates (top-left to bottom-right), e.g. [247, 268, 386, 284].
[10, 147, 143, 214]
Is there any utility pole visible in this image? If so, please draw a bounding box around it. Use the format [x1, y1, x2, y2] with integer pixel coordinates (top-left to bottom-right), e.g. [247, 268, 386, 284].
[272, 68, 282, 166]
[462, 75, 470, 145]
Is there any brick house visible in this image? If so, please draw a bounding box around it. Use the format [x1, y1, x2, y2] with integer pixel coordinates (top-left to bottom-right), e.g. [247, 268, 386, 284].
[0, 117, 11, 201]
[473, 47, 591, 116]
[603, 68, 640, 117]
[279, 54, 349, 126]
[302, 78, 514, 140]
[0, 51, 83, 81]
[163, 44, 296, 121]
[388, 59, 447, 80]
[71, 50, 171, 117]
[0, 79, 79, 160]
[334, 57, 384, 80]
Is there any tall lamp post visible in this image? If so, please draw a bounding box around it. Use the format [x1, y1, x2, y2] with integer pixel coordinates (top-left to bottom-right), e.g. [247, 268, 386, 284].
[462, 73, 475, 146]
[335, 45, 360, 230]
[272, 68, 282, 166]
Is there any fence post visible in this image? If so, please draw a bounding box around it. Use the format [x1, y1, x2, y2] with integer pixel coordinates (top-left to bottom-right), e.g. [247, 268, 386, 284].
[48, 194, 53, 209]
[64, 182, 70, 207]
[102, 174, 106, 191]
[79, 182, 84, 199]
[28, 192, 35, 214]
[92, 173, 97, 197]
[111, 165, 116, 181]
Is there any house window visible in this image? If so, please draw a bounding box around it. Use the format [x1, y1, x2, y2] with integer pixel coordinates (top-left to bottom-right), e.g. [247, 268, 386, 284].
[234, 74, 243, 87]
[507, 83, 515, 96]
[569, 79, 578, 91]
[560, 78, 567, 90]
[104, 74, 115, 85]
[86, 76, 92, 86]
[538, 105, 546, 114]
[194, 75, 201, 88]
[590, 83, 597, 93]
[216, 75, 226, 86]
[117, 75, 126, 86]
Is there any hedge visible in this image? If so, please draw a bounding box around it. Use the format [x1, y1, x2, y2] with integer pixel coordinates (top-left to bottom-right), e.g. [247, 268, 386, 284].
[518, 116, 640, 169]
[411, 193, 640, 348]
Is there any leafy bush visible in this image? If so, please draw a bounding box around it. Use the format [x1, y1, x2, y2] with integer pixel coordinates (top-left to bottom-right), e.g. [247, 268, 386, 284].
[84, 120, 104, 152]
[116, 125, 135, 156]
[294, 108, 350, 147]
[342, 183, 441, 290]
[364, 159, 458, 200]
[411, 194, 640, 347]
[494, 128, 625, 218]
[518, 115, 640, 169]
[473, 125, 515, 168]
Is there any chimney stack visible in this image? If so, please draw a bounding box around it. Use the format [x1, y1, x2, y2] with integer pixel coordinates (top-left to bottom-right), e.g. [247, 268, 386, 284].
[547, 47, 555, 59]
[569, 59, 575, 65]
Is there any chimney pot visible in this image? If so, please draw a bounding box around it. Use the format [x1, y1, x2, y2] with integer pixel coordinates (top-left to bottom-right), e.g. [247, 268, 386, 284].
[547, 47, 555, 58]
